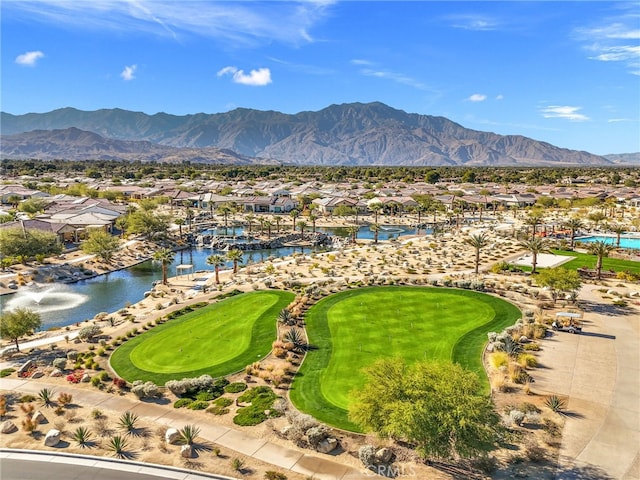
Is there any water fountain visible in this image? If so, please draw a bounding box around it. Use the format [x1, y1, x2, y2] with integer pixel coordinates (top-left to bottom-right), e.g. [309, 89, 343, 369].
[2, 283, 89, 317]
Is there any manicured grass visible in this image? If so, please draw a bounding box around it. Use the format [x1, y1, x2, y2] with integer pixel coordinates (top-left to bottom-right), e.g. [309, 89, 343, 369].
[110, 290, 294, 384]
[551, 249, 640, 274]
[289, 286, 521, 431]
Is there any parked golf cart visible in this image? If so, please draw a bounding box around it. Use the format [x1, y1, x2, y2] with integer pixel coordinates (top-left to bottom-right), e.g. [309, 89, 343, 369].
[552, 312, 583, 334]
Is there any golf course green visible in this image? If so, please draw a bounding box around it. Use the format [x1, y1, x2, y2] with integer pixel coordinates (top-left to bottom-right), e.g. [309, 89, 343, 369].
[289, 286, 521, 431]
[111, 290, 294, 384]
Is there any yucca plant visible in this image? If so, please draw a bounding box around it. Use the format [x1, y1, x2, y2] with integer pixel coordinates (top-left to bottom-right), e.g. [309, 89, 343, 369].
[107, 435, 129, 458]
[179, 424, 201, 446]
[231, 457, 245, 472]
[118, 411, 139, 434]
[284, 328, 305, 352]
[38, 388, 55, 407]
[277, 309, 294, 326]
[545, 395, 566, 413]
[72, 426, 93, 448]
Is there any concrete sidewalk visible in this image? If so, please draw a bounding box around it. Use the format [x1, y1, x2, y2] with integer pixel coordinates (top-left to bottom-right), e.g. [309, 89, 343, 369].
[533, 284, 639, 480]
[0, 378, 374, 480]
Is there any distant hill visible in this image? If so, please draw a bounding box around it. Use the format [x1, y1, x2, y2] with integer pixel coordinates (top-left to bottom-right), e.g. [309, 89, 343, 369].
[0, 127, 267, 164]
[1, 102, 612, 166]
[604, 152, 640, 165]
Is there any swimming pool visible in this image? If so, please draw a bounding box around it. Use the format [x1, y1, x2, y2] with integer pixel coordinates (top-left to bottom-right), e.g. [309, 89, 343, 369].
[576, 235, 640, 250]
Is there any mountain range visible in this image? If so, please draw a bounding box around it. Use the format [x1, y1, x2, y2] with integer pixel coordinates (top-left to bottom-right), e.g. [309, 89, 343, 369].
[0, 102, 619, 166]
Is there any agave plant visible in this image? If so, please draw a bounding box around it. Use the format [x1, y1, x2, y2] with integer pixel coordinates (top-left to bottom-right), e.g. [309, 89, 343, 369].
[72, 426, 93, 448]
[107, 434, 129, 458]
[502, 335, 522, 358]
[118, 411, 139, 434]
[179, 424, 201, 446]
[284, 328, 306, 351]
[38, 388, 55, 407]
[277, 309, 294, 326]
[545, 395, 567, 413]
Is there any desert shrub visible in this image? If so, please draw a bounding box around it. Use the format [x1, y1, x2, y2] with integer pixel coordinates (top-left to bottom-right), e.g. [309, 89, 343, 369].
[91, 376, 102, 387]
[78, 325, 102, 342]
[523, 342, 540, 351]
[224, 382, 247, 394]
[52, 358, 67, 370]
[0, 368, 16, 378]
[358, 444, 377, 466]
[525, 441, 546, 462]
[542, 418, 561, 437]
[306, 425, 330, 448]
[234, 386, 280, 426]
[195, 391, 217, 401]
[489, 351, 509, 369]
[188, 400, 210, 410]
[264, 472, 287, 480]
[518, 353, 538, 368]
[509, 409, 525, 426]
[508, 363, 530, 384]
[471, 455, 499, 474]
[207, 397, 233, 415]
[545, 395, 566, 413]
[173, 398, 193, 409]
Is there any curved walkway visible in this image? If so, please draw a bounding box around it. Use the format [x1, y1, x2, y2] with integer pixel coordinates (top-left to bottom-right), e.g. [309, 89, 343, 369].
[533, 284, 639, 479]
[0, 378, 373, 480]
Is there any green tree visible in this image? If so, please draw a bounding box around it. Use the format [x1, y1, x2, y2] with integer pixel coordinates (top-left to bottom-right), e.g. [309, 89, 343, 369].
[226, 249, 243, 274]
[587, 240, 614, 280]
[535, 267, 582, 304]
[17, 197, 49, 217]
[523, 211, 545, 239]
[463, 232, 490, 274]
[518, 237, 549, 274]
[608, 223, 626, 248]
[296, 220, 307, 239]
[127, 210, 170, 239]
[152, 248, 175, 285]
[206, 254, 226, 284]
[81, 229, 120, 264]
[349, 358, 501, 460]
[289, 209, 300, 231]
[0, 307, 42, 352]
[0, 227, 62, 259]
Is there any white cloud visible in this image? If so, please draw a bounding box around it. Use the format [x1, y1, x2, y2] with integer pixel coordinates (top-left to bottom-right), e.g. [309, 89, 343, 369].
[496, 94, 504, 100]
[468, 94, 487, 102]
[15, 50, 44, 66]
[217, 66, 272, 86]
[539, 105, 590, 122]
[574, 8, 640, 75]
[120, 64, 137, 81]
[4, 1, 333, 47]
[448, 14, 500, 31]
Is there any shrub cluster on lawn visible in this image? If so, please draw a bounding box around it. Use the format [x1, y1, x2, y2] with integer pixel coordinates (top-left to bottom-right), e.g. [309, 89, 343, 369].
[165, 374, 229, 398]
[233, 386, 281, 426]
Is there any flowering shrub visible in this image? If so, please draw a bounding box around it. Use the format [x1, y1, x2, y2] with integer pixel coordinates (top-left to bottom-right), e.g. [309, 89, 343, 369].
[66, 369, 84, 383]
[112, 377, 127, 389]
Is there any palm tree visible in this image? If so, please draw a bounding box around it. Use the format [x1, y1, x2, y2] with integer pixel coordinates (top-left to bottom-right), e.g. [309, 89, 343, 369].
[608, 224, 626, 248]
[245, 214, 255, 234]
[226, 249, 243, 274]
[308, 213, 318, 233]
[289, 209, 300, 232]
[369, 202, 383, 225]
[523, 211, 545, 239]
[518, 237, 549, 274]
[565, 218, 584, 249]
[463, 232, 490, 274]
[587, 240, 614, 280]
[174, 218, 185, 238]
[262, 219, 273, 239]
[370, 223, 381, 244]
[478, 188, 492, 221]
[347, 225, 359, 243]
[153, 248, 175, 285]
[206, 254, 226, 284]
[218, 203, 234, 231]
[297, 220, 307, 239]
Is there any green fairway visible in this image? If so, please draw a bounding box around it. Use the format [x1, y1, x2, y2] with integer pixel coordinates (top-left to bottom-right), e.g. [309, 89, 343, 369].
[290, 286, 520, 431]
[110, 290, 294, 384]
[551, 249, 640, 274]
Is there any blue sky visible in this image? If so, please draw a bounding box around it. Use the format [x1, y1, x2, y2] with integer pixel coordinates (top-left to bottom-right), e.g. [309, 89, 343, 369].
[2, 1, 639, 155]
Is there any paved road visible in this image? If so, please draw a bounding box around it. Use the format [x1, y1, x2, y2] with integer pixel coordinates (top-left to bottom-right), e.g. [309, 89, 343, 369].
[0, 450, 237, 480]
[534, 284, 640, 480]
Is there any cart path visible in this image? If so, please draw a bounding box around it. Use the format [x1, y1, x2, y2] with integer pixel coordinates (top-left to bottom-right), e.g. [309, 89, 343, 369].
[533, 284, 639, 480]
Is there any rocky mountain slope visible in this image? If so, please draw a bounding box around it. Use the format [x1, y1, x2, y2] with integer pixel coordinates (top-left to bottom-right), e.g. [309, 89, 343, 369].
[1, 102, 612, 166]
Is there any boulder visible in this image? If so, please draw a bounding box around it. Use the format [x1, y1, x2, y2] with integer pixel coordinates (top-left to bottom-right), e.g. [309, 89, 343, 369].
[81, 373, 91, 383]
[180, 445, 193, 458]
[50, 369, 63, 377]
[165, 428, 180, 444]
[1, 420, 17, 434]
[17, 360, 36, 376]
[32, 411, 46, 424]
[375, 447, 393, 464]
[44, 429, 61, 447]
[519, 335, 530, 344]
[316, 437, 338, 454]
[31, 370, 45, 379]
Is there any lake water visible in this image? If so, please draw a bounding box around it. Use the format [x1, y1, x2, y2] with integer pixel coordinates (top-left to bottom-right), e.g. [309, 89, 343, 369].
[1, 225, 427, 329]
